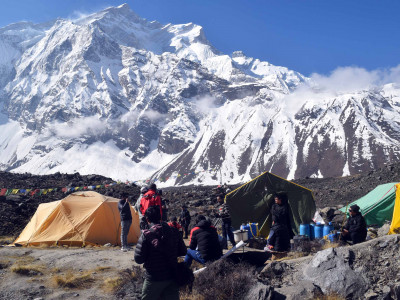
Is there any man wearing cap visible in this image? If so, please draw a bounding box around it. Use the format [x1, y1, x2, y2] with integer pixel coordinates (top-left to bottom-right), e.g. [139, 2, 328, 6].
[341, 204, 367, 245]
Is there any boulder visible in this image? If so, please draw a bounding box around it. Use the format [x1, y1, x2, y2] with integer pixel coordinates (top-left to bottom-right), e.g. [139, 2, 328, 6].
[377, 223, 391, 237]
[260, 261, 288, 278]
[275, 281, 322, 300]
[244, 282, 274, 300]
[303, 248, 368, 298]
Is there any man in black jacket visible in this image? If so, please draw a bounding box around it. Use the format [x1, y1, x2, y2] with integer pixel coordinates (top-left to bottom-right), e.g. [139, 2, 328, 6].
[118, 192, 132, 252]
[266, 193, 292, 252]
[341, 204, 367, 245]
[134, 206, 187, 300]
[184, 215, 222, 267]
[179, 205, 191, 239]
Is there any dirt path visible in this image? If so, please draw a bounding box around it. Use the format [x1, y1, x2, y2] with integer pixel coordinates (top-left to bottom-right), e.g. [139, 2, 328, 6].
[0, 246, 142, 300]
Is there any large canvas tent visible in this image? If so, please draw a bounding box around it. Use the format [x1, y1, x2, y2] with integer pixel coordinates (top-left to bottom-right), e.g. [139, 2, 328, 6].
[225, 172, 316, 237]
[339, 182, 397, 227]
[14, 191, 140, 246]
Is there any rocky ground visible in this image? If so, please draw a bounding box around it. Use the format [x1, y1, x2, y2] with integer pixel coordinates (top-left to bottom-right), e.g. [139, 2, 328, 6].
[1, 163, 400, 299]
[2, 162, 400, 237]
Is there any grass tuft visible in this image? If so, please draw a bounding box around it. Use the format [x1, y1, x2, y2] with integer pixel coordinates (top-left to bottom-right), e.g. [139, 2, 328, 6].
[0, 260, 11, 269]
[53, 271, 94, 288]
[10, 264, 43, 276]
[313, 292, 345, 300]
[0, 236, 14, 245]
[103, 267, 143, 293]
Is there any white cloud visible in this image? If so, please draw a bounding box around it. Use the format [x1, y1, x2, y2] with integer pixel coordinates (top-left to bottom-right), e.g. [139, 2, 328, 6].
[121, 110, 139, 124]
[47, 116, 107, 138]
[279, 64, 400, 115]
[193, 95, 218, 115]
[142, 109, 166, 122]
[310, 64, 400, 94]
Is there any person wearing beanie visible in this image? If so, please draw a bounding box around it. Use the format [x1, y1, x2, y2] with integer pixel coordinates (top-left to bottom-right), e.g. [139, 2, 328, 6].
[118, 192, 132, 252]
[139, 183, 162, 223]
[341, 204, 367, 245]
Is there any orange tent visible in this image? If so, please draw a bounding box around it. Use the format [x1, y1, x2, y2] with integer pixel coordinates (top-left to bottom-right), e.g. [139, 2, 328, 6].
[13, 191, 140, 246]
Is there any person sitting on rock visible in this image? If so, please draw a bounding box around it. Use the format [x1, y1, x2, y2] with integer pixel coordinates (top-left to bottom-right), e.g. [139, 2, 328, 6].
[341, 204, 367, 245]
[266, 193, 293, 252]
[184, 215, 222, 267]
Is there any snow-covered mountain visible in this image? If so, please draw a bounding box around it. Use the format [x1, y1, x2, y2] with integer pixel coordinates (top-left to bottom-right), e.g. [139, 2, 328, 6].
[0, 4, 400, 186]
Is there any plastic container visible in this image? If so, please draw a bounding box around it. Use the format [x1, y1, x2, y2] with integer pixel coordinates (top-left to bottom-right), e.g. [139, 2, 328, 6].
[299, 223, 311, 237]
[328, 232, 338, 242]
[309, 223, 315, 240]
[233, 229, 248, 243]
[323, 222, 334, 237]
[240, 223, 258, 239]
[314, 224, 324, 239]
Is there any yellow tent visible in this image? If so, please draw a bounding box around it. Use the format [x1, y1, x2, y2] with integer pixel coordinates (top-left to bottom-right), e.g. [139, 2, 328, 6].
[13, 191, 141, 246]
[389, 183, 400, 234]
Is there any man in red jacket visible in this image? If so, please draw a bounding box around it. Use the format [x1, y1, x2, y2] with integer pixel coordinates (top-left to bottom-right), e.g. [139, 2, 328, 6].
[140, 183, 162, 220]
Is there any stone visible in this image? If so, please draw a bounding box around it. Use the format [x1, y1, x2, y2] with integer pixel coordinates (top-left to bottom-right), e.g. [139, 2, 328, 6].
[244, 282, 274, 300]
[275, 281, 322, 300]
[303, 248, 368, 298]
[377, 223, 391, 237]
[260, 262, 287, 278]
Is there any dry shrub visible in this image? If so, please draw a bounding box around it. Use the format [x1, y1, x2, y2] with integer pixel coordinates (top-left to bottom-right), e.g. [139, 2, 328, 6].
[0, 260, 11, 269]
[313, 292, 345, 300]
[53, 271, 94, 288]
[184, 259, 256, 300]
[95, 266, 112, 272]
[321, 242, 339, 250]
[107, 266, 145, 295]
[0, 236, 14, 245]
[10, 264, 43, 276]
[104, 276, 125, 292]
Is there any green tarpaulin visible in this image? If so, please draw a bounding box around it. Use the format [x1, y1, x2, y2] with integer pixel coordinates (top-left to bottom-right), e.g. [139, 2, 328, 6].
[225, 172, 316, 237]
[339, 182, 397, 226]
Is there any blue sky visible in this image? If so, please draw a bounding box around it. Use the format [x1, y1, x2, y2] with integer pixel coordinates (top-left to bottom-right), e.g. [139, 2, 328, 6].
[0, 0, 399, 76]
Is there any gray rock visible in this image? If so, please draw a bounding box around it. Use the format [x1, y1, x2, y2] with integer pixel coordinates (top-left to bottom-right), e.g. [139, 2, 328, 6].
[303, 248, 368, 298]
[275, 281, 322, 300]
[377, 223, 391, 237]
[244, 282, 274, 300]
[260, 261, 287, 278]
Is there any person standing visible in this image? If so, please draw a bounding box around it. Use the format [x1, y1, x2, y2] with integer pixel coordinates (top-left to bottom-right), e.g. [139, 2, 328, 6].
[184, 215, 222, 266]
[118, 192, 132, 252]
[134, 206, 187, 300]
[179, 205, 191, 239]
[140, 183, 162, 220]
[341, 204, 367, 245]
[266, 193, 292, 252]
[136, 186, 148, 230]
[216, 195, 236, 249]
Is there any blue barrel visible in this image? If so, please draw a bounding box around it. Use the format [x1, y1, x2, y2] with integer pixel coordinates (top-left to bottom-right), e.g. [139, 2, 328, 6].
[240, 223, 258, 238]
[299, 223, 311, 237]
[323, 222, 333, 236]
[309, 223, 315, 240]
[314, 224, 323, 239]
